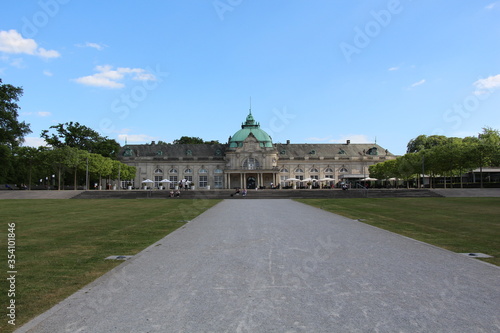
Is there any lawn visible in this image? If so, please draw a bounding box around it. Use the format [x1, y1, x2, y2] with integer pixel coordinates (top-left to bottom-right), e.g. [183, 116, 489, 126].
[296, 197, 500, 267]
[0, 199, 220, 333]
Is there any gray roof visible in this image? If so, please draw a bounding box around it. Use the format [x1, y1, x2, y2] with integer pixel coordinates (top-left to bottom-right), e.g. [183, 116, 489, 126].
[118, 142, 394, 159]
[275, 143, 394, 158]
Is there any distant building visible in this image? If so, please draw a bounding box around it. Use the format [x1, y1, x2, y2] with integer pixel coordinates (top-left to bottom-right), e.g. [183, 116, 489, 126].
[118, 111, 396, 189]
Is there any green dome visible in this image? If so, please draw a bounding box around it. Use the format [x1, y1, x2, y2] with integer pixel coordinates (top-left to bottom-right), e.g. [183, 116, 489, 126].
[228, 111, 273, 148]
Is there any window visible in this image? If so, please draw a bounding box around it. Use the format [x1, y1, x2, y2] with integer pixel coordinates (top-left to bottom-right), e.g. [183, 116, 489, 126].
[310, 168, 319, 173]
[280, 150, 286, 155]
[169, 168, 178, 174]
[214, 176, 223, 188]
[154, 168, 163, 174]
[199, 169, 208, 174]
[199, 176, 208, 188]
[243, 158, 260, 170]
[169, 176, 178, 189]
[154, 176, 163, 188]
[325, 168, 334, 173]
[280, 168, 289, 173]
[339, 167, 348, 173]
[214, 169, 223, 174]
[184, 176, 193, 183]
[215, 149, 222, 156]
[338, 149, 346, 155]
[309, 150, 316, 155]
[295, 168, 304, 173]
[156, 150, 163, 156]
[184, 168, 192, 174]
[186, 149, 192, 156]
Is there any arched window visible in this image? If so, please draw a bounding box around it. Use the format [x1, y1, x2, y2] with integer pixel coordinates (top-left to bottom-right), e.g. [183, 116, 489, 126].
[295, 168, 304, 173]
[339, 167, 348, 173]
[243, 158, 260, 170]
[199, 169, 208, 174]
[214, 169, 223, 174]
[310, 168, 319, 173]
[154, 168, 163, 174]
[184, 168, 192, 174]
[280, 168, 289, 173]
[324, 168, 334, 173]
[169, 168, 178, 174]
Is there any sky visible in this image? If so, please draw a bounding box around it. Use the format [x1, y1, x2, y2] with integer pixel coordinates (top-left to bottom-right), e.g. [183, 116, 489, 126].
[1, 0, 499, 155]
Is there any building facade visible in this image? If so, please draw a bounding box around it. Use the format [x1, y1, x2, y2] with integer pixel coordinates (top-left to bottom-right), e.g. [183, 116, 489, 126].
[118, 112, 397, 189]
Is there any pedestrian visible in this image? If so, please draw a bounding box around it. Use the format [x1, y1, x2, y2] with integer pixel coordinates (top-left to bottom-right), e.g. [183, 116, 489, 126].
[242, 188, 247, 196]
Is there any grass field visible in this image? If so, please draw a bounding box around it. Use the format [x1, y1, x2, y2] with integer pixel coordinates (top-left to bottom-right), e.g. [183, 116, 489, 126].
[0, 199, 220, 333]
[296, 197, 500, 267]
[1, 197, 498, 332]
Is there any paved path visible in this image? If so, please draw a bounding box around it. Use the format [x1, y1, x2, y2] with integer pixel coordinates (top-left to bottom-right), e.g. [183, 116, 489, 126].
[16, 199, 500, 333]
[0, 190, 82, 199]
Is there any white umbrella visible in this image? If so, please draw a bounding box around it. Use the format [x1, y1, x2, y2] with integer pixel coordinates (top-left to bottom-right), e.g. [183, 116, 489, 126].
[142, 179, 154, 183]
[361, 177, 377, 181]
[302, 178, 313, 182]
[159, 179, 172, 183]
[285, 178, 299, 182]
[319, 178, 334, 181]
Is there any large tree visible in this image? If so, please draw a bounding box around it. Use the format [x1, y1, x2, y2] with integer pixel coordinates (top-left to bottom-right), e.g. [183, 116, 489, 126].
[172, 136, 220, 144]
[0, 78, 31, 148]
[41, 121, 120, 158]
[0, 79, 32, 183]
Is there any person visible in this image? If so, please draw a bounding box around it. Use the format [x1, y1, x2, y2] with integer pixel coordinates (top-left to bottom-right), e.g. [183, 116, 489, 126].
[175, 190, 180, 197]
[169, 190, 174, 197]
[242, 188, 247, 196]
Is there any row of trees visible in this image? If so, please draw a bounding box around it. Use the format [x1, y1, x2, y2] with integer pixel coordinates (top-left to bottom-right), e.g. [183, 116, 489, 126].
[11, 145, 136, 190]
[369, 128, 500, 188]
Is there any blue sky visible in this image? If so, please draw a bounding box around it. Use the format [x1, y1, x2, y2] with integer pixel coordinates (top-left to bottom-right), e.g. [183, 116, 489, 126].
[1, 0, 499, 155]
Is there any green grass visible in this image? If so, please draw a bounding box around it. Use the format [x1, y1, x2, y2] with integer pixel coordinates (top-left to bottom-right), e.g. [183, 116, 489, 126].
[296, 198, 500, 266]
[0, 199, 220, 333]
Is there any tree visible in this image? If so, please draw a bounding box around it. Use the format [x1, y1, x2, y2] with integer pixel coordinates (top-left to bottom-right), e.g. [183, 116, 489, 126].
[41, 121, 120, 158]
[173, 136, 204, 144]
[0, 78, 31, 183]
[172, 136, 220, 144]
[0, 78, 31, 148]
[406, 135, 449, 153]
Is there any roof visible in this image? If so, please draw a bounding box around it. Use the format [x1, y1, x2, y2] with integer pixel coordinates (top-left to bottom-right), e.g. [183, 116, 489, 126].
[274, 143, 394, 158]
[228, 111, 273, 148]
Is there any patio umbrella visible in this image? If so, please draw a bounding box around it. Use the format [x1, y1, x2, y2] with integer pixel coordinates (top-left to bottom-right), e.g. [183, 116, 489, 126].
[159, 179, 172, 183]
[361, 177, 377, 181]
[142, 179, 154, 184]
[285, 178, 299, 182]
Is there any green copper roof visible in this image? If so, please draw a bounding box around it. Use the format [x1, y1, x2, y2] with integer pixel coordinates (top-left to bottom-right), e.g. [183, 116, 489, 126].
[228, 111, 273, 148]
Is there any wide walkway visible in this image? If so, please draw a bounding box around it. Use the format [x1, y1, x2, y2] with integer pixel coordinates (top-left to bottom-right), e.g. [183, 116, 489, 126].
[16, 199, 499, 333]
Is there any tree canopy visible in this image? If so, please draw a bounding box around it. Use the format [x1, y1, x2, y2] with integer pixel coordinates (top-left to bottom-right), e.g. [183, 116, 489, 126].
[0, 78, 31, 148]
[172, 136, 220, 144]
[41, 121, 120, 158]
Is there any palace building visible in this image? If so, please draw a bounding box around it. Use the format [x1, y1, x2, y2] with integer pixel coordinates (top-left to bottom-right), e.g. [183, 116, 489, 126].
[118, 111, 397, 189]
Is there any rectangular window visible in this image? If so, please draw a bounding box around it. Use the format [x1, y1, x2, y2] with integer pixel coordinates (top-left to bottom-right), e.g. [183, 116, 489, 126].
[169, 176, 178, 189]
[214, 176, 223, 189]
[199, 176, 208, 188]
[154, 176, 163, 189]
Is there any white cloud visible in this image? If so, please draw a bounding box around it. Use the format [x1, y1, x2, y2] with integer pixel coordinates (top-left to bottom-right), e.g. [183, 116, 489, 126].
[388, 66, 399, 71]
[0, 29, 60, 59]
[22, 137, 48, 147]
[473, 74, 500, 95]
[485, 2, 497, 10]
[73, 65, 156, 89]
[37, 111, 52, 117]
[410, 79, 426, 88]
[118, 134, 158, 143]
[76, 42, 107, 50]
[43, 70, 53, 76]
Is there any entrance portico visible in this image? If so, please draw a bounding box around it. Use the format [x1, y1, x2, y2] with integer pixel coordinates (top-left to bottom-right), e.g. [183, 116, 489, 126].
[225, 169, 279, 189]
